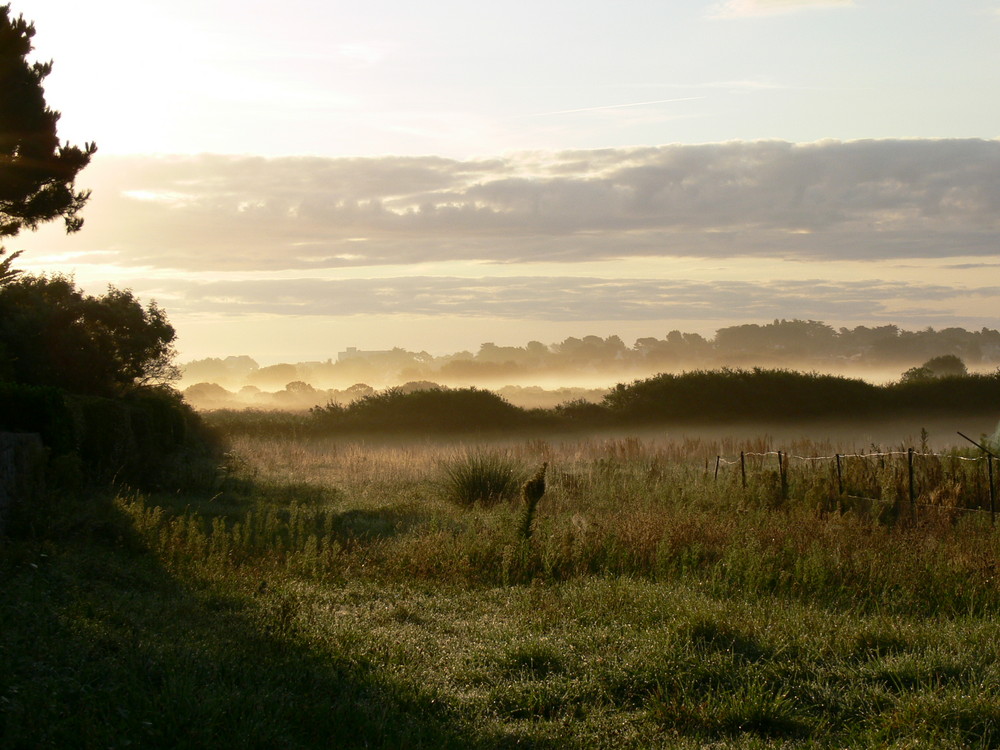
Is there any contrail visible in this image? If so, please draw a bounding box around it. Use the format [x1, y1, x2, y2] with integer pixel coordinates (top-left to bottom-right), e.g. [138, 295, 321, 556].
[518, 96, 704, 118]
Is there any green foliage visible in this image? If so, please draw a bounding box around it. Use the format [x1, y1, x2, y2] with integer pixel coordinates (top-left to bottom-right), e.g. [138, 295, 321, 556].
[73, 396, 135, 481]
[923, 354, 969, 378]
[441, 450, 525, 507]
[312, 386, 535, 433]
[0, 274, 179, 396]
[887, 371, 1000, 412]
[75, 389, 218, 489]
[552, 397, 611, 424]
[0, 4, 95, 239]
[205, 368, 1000, 438]
[902, 354, 969, 382]
[0, 381, 74, 453]
[0, 246, 20, 283]
[902, 365, 934, 382]
[204, 408, 314, 439]
[603, 367, 879, 422]
[602, 367, 1000, 424]
[0, 383, 217, 495]
[649, 675, 806, 740]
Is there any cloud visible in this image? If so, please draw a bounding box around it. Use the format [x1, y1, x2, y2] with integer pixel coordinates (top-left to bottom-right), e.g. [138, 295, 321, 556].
[943, 262, 1000, 270]
[519, 97, 704, 118]
[709, 0, 855, 19]
[125, 275, 998, 326]
[40, 139, 1000, 273]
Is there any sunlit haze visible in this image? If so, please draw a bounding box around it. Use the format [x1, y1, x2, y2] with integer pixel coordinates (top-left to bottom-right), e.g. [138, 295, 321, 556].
[16, 0, 1000, 364]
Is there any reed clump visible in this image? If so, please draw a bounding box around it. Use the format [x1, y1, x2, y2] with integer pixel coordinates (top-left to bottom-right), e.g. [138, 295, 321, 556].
[441, 450, 526, 508]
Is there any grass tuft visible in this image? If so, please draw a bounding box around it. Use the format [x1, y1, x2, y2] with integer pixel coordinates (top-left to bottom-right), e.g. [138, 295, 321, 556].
[498, 640, 567, 678]
[649, 677, 809, 740]
[441, 450, 525, 508]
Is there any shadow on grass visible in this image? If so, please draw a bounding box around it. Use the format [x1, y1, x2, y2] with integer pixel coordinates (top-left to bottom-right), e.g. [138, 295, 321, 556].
[148, 481, 433, 547]
[0, 492, 514, 749]
[331, 507, 430, 541]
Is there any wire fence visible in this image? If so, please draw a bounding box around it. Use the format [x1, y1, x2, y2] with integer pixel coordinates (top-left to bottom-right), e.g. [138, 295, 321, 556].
[712, 436, 997, 524]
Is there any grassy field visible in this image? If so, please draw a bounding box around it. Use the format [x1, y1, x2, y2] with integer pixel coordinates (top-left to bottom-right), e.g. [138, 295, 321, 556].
[4, 428, 1000, 747]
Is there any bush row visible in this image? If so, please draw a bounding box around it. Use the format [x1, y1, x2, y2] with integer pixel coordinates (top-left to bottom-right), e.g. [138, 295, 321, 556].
[604, 368, 1000, 422]
[311, 386, 543, 432]
[205, 369, 1000, 438]
[0, 383, 214, 488]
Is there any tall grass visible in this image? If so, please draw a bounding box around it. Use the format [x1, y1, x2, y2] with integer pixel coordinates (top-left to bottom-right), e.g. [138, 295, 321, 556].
[115, 433, 1000, 616]
[10, 430, 1000, 747]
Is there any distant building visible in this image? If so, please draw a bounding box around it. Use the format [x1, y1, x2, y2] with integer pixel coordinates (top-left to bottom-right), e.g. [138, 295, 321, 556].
[337, 347, 395, 362]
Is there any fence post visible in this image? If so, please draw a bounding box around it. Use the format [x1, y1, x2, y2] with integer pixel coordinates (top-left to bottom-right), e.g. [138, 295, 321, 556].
[740, 451, 746, 490]
[907, 447, 916, 519]
[836, 453, 843, 495]
[989, 454, 996, 527]
[714, 455, 721, 482]
[778, 450, 787, 500]
[956, 433, 998, 526]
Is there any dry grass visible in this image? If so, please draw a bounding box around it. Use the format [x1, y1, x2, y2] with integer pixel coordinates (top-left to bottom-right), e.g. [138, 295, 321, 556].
[126, 432, 1000, 616]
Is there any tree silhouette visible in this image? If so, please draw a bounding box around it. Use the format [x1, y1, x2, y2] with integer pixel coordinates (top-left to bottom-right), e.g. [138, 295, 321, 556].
[901, 354, 968, 383]
[0, 276, 179, 396]
[0, 3, 95, 272]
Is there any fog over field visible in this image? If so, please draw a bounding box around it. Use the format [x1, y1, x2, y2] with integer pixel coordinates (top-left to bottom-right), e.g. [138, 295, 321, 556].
[177, 319, 1000, 411]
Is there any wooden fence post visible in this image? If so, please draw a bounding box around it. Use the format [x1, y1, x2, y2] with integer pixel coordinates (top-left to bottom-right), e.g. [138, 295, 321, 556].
[907, 447, 916, 520]
[740, 451, 746, 490]
[836, 453, 843, 495]
[956, 433, 998, 526]
[778, 450, 787, 500]
[714, 455, 720, 482]
[989, 454, 995, 527]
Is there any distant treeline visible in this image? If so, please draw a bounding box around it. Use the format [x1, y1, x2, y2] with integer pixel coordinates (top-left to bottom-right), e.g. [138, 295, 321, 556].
[181, 320, 1000, 391]
[205, 367, 1000, 437]
[182, 379, 610, 412]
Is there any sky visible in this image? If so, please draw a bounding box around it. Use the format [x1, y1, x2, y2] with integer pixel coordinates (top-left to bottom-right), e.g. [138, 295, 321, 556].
[14, 0, 1000, 364]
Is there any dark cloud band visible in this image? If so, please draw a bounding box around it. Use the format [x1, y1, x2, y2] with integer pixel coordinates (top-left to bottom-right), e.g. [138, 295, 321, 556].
[66, 138, 1000, 272]
[134, 275, 995, 325]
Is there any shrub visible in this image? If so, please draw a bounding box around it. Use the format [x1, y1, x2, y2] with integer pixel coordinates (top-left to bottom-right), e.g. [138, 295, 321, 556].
[603, 368, 885, 423]
[312, 386, 537, 433]
[901, 354, 968, 382]
[552, 398, 610, 423]
[887, 371, 1000, 412]
[442, 451, 525, 507]
[0, 382, 75, 454]
[0, 275, 178, 397]
[72, 396, 134, 482]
